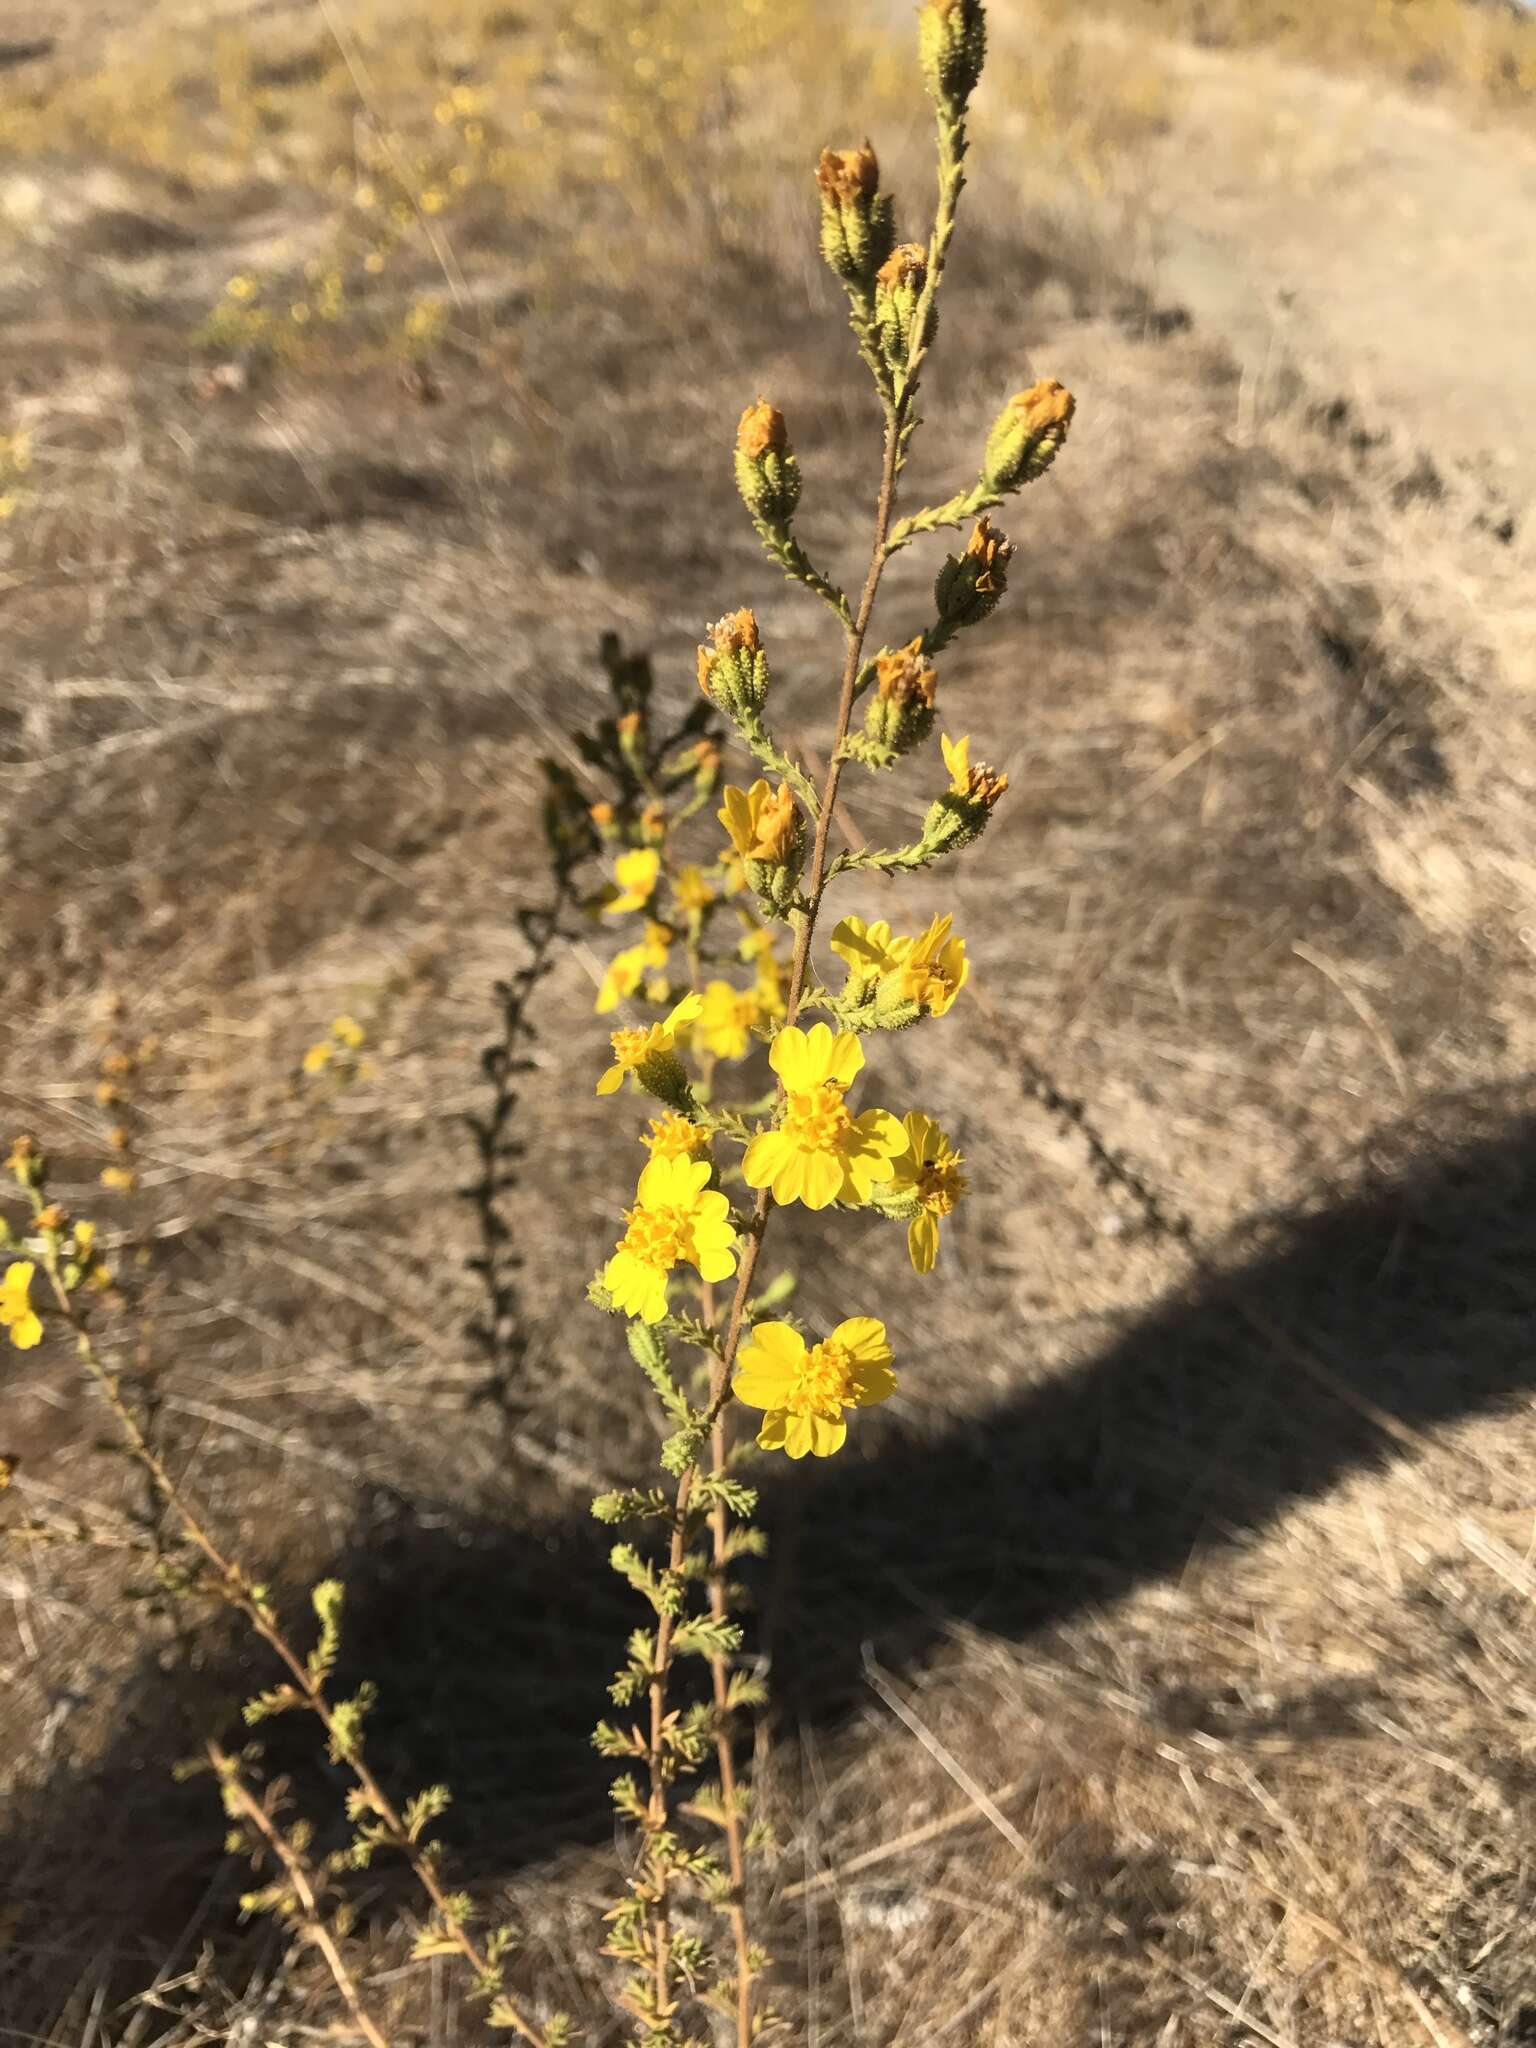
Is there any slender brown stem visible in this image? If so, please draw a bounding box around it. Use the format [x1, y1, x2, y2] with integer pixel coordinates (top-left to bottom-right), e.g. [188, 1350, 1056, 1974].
[32, 1244, 549, 2048]
[208, 1739, 391, 2048]
[641, 400, 907, 2041]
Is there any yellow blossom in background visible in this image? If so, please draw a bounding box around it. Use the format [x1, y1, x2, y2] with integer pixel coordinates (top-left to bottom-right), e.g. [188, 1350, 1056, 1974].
[642, 1113, 711, 1160]
[740, 926, 786, 1018]
[896, 914, 968, 1016]
[303, 1041, 333, 1074]
[732, 1316, 895, 1458]
[673, 864, 715, 914]
[596, 922, 671, 1014]
[694, 980, 760, 1061]
[603, 1154, 738, 1324]
[886, 1112, 967, 1272]
[606, 846, 661, 915]
[596, 991, 702, 1097]
[332, 1015, 365, 1050]
[720, 849, 750, 896]
[743, 1025, 901, 1209]
[100, 1167, 137, 1192]
[0, 1260, 43, 1349]
[225, 274, 257, 301]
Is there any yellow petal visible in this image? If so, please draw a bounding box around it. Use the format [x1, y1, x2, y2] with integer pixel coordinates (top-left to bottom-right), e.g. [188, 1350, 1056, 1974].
[767, 1025, 811, 1090]
[698, 1244, 737, 1283]
[733, 1345, 796, 1409]
[807, 1413, 848, 1457]
[799, 1149, 844, 1211]
[8, 1309, 42, 1350]
[830, 1316, 892, 1364]
[908, 1211, 939, 1274]
[662, 990, 704, 1034]
[824, 1029, 864, 1090]
[595, 1065, 625, 1096]
[771, 1147, 809, 1206]
[756, 1409, 789, 1452]
[782, 1412, 815, 1459]
[743, 1128, 792, 1191]
[2, 1259, 36, 1305]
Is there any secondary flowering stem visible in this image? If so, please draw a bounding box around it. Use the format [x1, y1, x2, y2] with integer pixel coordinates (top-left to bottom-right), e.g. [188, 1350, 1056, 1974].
[30, 1238, 550, 2048]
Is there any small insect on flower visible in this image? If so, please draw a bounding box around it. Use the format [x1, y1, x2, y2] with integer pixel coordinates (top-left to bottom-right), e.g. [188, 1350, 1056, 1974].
[886, 1112, 967, 1273]
[0, 1260, 43, 1349]
[695, 981, 761, 1062]
[603, 1155, 738, 1325]
[596, 992, 703, 1099]
[743, 1025, 902, 1210]
[732, 1316, 895, 1458]
[605, 847, 662, 916]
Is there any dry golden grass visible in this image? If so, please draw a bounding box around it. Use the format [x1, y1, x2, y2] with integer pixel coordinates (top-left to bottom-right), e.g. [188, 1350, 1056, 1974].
[4, 0, 1536, 2043]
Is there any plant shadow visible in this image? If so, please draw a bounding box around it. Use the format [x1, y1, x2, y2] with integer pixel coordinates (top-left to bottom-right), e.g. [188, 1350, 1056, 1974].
[7, 1087, 1536, 2031]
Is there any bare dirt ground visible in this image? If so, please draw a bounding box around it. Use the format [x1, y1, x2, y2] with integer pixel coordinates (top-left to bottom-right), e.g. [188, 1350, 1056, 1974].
[3, 3, 1536, 2044]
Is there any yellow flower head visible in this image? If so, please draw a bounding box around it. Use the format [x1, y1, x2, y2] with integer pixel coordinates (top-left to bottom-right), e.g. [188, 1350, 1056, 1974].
[742, 1025, 902, 1210]
[673, 864, 715, 914]
[897, 914, 969, 1017]
[100, 1166, 137, 1192]
[597, 992, 703, 1097]
[606, 847, 661, 916]
[831, 913, 969, 1018]
[886, 1112, 967, 1273]
[603, 1154, 738, 1324]
[303, 1041, 333, 1074]
[733, 1316, 895, 1458]
[740, 926, 787, 1019]
[595, 922, 672, 1015]
[829, 915, 902, 977]
[332, 1014, 366, 1050]
[1, 1260, 43, 1350]
[719, 780, 799, 865]
[643, 1112, 712, 1160]
[940, 732, 1008, 808]
[695, 981, 760, 1062]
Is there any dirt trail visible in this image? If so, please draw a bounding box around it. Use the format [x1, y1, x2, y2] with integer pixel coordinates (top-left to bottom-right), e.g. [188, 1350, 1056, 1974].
[1106, 25, 1536, 509]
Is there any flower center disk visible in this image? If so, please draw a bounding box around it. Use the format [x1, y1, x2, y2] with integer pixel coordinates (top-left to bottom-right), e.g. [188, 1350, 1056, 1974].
[782, 1082, 853, 1151]
[786, 1340, 855, 1419]
[620, 1204, 693, 1271]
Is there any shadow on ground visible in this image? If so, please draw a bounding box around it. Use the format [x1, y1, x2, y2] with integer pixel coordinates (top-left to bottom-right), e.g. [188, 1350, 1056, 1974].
[7, 1085, 1536, 2029]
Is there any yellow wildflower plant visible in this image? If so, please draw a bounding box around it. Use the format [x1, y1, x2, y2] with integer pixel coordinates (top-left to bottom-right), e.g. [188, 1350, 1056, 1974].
[595, 991, 703, 1098]
[642, 1112, 713, 1160]
[742, 1024, 901, 1209]
[595, 921, 672, 1014]
[694, 980, 761, 1062]
[0, 1259, 43, 1350]
[605, 845, 662, 915]
[885, 1112, 968, 1272]
[732, 1316, 895, 1458]
[603, 1155, 738, 1325]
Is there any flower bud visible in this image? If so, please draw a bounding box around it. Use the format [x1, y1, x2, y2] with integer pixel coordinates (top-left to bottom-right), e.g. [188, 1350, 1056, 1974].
[863, 636, 938, 759]
[696, 608, 770, 722]
[918, 0, 987, 112]
[815, 141, 895, 289]
[933, 515, 1013, 630]
[873, 243, 929, 370]
[734, 399, 801, 527]
[981, 378, 1075, 494]
[922, 732, 1008, 854]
